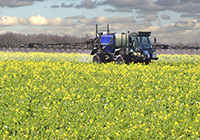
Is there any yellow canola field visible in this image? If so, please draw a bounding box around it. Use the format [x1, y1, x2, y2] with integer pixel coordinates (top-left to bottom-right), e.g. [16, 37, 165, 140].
[0, 51, 200, 139]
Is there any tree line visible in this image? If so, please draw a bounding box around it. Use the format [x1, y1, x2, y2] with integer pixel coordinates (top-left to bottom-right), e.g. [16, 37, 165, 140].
[0, 32, 199, 47]
[0, 32, 91, 46]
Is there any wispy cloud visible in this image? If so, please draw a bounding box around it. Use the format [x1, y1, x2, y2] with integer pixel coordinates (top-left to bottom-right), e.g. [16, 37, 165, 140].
[0, 0, 44, 7]
[53, 0, 98, 9]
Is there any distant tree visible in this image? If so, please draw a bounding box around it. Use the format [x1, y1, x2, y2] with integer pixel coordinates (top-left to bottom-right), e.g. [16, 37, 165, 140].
[0, 32, 90, 46]
[195, 41, 200, 47]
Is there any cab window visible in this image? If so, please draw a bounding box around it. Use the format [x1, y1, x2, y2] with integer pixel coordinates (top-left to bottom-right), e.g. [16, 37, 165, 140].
[129, 36, 139, 50]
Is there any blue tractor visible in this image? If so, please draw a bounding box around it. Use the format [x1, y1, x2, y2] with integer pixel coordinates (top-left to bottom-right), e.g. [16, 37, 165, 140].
[91, 24, 158, 64]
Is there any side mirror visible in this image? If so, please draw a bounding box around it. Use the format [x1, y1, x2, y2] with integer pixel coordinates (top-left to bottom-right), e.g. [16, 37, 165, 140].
[154, 37, 157, 44]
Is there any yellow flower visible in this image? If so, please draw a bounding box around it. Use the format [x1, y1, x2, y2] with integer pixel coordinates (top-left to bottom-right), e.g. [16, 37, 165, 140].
[116, 132, 120, 136]
[175, 121, 179, 125]
[194, 118, 199, 123]
[145, 128, 150, 133]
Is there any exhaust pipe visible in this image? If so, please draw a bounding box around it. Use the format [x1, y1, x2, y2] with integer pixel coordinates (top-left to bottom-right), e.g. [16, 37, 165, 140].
[96, 24, 98, 39]
[107, 24, 109, 33]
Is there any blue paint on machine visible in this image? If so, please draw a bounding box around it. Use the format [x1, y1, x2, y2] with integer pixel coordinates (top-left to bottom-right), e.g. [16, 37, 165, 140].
[101, 34, 115, 53]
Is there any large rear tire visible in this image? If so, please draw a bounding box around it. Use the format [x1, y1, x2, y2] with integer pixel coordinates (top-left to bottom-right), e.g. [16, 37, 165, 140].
[93, 53, 105, 64]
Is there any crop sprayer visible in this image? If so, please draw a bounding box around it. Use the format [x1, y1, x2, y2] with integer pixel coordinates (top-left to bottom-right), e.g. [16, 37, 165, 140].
[90, 24, 158, 64]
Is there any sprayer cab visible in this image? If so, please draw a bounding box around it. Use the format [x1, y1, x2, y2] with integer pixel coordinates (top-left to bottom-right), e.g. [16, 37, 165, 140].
[91, 24, 158, 64]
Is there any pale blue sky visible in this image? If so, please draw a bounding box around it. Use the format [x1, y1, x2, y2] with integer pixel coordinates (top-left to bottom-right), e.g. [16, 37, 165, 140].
[0, 0, 200, 44]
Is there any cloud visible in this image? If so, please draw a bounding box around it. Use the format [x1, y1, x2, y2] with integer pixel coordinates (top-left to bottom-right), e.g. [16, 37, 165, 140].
[181, 13, 200, 19]
[65, 15, 86, 20]
[0, 16, 19, 26]
[174, 19, 197, 29]
[161, 14, 171, 20]
[144, 19, 200, 43]
[61, 3, 74, 8]
[22, 27, 44, 34]
[77, 16, 136, 27]
[57, 0, 97, 9]
[155, 0, 179, 7]
[0, 0, 44, 7]
[147, 19, 200, 33]
[100, 0, 200, 14]
[75, 0, 97, 9]
[170, 3, 200, 13]
[180, 0, 200, 4]
[0, 27, 7, 34]
[104, 8, 133, 13]
[137, 14, 158, 22]
[28, 15, 48, 26]
[0, 15, 73, 26]
[51, 5, 59, 8]
[101, 0, 160, 11]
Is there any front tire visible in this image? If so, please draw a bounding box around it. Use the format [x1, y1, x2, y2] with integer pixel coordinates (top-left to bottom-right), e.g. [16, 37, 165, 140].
[93, 53, 105, 63]
[145, 59, 151, 65]
[116, 55, 131, 64]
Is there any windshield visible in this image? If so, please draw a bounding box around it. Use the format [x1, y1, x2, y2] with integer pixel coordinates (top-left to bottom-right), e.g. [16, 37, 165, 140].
[138, 36, 152, 48]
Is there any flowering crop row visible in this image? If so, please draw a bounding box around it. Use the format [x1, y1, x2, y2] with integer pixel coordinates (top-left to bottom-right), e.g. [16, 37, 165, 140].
[0, 51, 200, 139]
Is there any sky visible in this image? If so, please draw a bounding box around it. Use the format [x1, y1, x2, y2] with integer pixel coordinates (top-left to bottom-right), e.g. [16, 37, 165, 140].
[0, 0, 200, 44]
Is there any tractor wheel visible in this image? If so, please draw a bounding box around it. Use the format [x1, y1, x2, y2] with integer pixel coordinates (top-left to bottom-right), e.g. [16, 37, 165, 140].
[116, 55, 131, 64]
[145, 59, 151, 65]
[93, 53, 105, 63]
